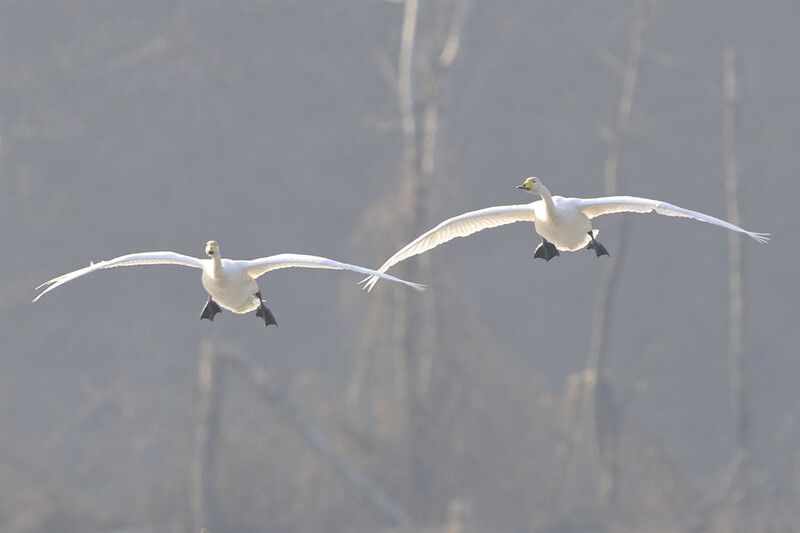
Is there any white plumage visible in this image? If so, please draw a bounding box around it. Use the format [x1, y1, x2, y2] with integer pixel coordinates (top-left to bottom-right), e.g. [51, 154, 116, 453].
[34, 240, 424, 325]
[361, 177, 769, 291]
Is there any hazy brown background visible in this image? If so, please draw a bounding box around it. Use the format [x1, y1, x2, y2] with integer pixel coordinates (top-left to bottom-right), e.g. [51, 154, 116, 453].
[1, 1, 797, 532]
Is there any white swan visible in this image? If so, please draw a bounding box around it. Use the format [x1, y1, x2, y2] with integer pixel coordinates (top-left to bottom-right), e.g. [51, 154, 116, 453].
[34, 240, 425, 326]
[361, 177, 769, 291]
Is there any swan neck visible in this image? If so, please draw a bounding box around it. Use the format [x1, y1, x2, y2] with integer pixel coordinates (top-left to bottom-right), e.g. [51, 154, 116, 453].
[211, 255, 223, 277]
[538, 186, 556, 214]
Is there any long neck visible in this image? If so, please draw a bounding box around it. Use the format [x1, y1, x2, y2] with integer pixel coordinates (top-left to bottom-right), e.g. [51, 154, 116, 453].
[211, 254, 223, 278]
[538, 185, 557, 216]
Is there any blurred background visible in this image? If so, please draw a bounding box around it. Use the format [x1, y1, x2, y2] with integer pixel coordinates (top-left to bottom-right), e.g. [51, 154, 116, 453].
[1, 1, 798, 532]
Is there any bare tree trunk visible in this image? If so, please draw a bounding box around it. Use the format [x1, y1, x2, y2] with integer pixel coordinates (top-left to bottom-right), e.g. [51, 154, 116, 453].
[187, 340, 222, 533]
[586, 0, 647, 378]
[393, 0, 423, 508]
[584, 0, 648, 509]
[345, 0, 470, 513]
[548, 370, 589, 511]
[399, 0, 420, 178]
[719, 44, 750, 501]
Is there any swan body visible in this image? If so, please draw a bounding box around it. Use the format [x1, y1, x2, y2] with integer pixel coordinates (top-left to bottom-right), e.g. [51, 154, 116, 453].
[531, 194, 596, 251]
[361, 177, 769, 291]
[34, 240, 425, 326]
[200, 256, 262, 314]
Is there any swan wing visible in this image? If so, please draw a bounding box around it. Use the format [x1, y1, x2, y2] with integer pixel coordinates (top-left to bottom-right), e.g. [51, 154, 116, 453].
[575, 196, 770, 243]
[241, 254, 425, 291]
[33, 251, 204, 302]
[361, 203, 536, 291]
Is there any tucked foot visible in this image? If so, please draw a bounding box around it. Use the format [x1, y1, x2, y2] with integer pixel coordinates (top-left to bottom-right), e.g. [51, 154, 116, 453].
[533, 239, 560, 261]
[200, 296, 222, 322]
[254, 291, 278, 328]
[586, 231, 609, 258]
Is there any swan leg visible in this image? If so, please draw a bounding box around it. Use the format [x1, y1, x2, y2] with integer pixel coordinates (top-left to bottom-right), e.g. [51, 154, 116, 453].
[200, 296, 222, 321]
[533, 239, 560, 261]
[586, 231, 609, 258]
[254, 291, 278, 327]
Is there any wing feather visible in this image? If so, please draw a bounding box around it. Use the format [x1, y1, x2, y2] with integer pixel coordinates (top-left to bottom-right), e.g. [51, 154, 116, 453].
[575, 196, 769, 243]
[241, 254, 425, 291]
[33, 251, 204, 302]
[361, 203, 536, 291]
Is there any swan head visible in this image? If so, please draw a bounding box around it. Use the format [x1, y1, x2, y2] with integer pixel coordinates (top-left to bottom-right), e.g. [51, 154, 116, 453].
[516, 176, 546, 195]
[205, 240, 219, 257]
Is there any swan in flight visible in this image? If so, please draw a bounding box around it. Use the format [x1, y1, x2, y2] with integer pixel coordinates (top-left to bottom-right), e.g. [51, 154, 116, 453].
[33, 240, 425, 326]
[361, 177, 769, 291]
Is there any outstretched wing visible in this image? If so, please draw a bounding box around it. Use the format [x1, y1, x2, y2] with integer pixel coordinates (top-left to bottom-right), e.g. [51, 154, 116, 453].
[240, 254, 425, 291]
[361, 203, 536, 291]
[33, 251, 204, 302]
[575, 196, 770, 243]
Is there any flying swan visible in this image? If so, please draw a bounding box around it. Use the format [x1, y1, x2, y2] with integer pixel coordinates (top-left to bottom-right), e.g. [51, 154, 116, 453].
[361, 176, 769, 291]
[33, 240, 425, 326]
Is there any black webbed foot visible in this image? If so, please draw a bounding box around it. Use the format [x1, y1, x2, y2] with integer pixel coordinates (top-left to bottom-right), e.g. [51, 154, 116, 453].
[586, 231, 609, 258]
[254, 291, 278, 328]
[533, 239, 560, 261]
[200, 296, 222, 322]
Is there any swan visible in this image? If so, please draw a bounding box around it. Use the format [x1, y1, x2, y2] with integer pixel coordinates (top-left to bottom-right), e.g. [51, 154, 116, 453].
[33, 240, 425, 326]
[361, 176, 769, 291]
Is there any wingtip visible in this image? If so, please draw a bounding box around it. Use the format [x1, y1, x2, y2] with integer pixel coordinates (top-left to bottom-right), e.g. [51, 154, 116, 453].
[359, 276, 379, 292]
[33, 278, 63, 301]
[360, 278, 424, 292]
[32, 281, 53, 302]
